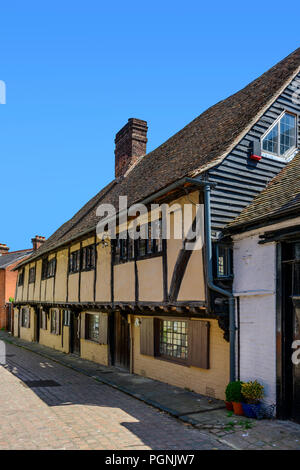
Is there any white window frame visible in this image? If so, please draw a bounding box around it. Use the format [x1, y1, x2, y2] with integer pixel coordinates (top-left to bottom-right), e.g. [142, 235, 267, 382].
[261, 111, 297, 161]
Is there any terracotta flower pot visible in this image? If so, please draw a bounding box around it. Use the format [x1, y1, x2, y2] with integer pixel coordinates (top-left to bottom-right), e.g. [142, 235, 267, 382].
[232, 401, 244, 415]
[225, 401, 233, 411]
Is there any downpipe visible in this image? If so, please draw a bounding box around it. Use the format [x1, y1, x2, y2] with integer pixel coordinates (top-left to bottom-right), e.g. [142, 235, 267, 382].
[204, 183, 236, 382]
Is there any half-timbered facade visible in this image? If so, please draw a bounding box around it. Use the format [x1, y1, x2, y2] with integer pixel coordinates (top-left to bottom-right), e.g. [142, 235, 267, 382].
[13, 48, 300, 400]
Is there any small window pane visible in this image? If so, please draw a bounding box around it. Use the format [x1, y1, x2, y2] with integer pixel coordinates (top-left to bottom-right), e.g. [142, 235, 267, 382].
[280, 114, 296, 155]
[262, 123, 279, 154]
[159, 320, 188, 360]
[86, 314, 99, 341]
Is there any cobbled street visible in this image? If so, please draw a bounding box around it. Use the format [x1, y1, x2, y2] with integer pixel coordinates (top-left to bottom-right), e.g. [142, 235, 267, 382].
[0, 343, 229, 450]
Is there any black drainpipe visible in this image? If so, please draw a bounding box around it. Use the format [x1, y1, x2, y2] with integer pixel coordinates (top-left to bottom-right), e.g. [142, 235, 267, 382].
[204, 183, 236, 382]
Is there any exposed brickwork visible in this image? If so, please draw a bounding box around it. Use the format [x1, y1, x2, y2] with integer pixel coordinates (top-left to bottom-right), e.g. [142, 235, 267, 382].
[115, 118, 148, 178]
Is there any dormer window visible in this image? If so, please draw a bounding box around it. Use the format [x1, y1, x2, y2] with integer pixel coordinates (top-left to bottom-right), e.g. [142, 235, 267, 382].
[262, 112, 297, 158]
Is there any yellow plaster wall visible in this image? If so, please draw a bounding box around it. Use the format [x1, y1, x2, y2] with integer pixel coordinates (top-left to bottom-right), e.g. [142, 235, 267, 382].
[80, 339, 108, 365]
[40, 280, 46, 302]
[19, 307, 35, 342]
[68, 273, 79, 302]
[39, 312, 69, 353]
[178, 249, 206, 301]
[54, 248, 68, 302]
[132, 317, 229, 400]
[22, 265, 29, 302]
[27, 263, 35, 301]
[95, 244, 111, 302]
[80, 312, 109, 365]
[34, 260, 42, 301]
[80, 271, 94, 302]
[114, 262, 135, 301]
[82, 237, 95, 247]
[13, 308, 19, 337]
[45, 277, 54, 302]
[137, 257, 163, 302]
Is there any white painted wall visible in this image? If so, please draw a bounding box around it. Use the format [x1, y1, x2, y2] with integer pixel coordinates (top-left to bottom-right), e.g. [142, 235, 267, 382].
[233, 234, 277, 404]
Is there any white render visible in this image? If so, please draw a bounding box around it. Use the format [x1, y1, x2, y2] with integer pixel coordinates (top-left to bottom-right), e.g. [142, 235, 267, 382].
[232, 216, 300, 405]
[233, 233, 277, 404]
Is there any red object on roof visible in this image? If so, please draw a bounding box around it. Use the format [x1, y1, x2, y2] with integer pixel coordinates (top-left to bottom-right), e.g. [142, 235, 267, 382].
[250, 154, 262, 161]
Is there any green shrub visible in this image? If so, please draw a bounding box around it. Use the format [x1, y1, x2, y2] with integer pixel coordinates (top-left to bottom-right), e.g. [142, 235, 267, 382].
[225, 381, 243, 402]
[241, 380, 264, 404]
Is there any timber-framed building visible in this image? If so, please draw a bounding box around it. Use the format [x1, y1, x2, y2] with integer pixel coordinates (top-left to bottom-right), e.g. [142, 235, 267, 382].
[13, 48, 300, 400]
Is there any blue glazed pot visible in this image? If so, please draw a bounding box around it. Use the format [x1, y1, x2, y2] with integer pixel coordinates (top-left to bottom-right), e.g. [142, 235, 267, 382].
[242, 402, 262, 419]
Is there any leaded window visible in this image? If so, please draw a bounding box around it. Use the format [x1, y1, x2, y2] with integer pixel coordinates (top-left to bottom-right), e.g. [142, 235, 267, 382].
[85, 314, 99, 342]
[47, 258, 56, 278]
[41, 310, 47, 330]
[21, 307, 30, 328]
[81, 245, 96, 271]
[50, 309, 60, 335]
[69, 250, 80, 273]
[159, 320, 188, 360]
[216, 245, 232, 278]
[28, 266, 36, 284]
[18, 269, 24, 286]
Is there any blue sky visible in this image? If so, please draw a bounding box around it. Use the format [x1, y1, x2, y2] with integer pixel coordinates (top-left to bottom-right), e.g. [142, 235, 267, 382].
[0, 1, 299, 250]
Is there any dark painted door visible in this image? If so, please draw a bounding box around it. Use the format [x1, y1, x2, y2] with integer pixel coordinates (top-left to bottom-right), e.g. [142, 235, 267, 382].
[71, 313, 80, 355]
[281, 242, 300, 423]
[114, 312, 130, 370]
[292, 304, 300, 422]
[36, 308, 40, 343]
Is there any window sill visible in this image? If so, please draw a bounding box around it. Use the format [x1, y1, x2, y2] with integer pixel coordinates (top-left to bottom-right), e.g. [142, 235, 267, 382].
[113, 252, 163, 265]
[154, 354, 189, 368]
[84, 338, 100, 344]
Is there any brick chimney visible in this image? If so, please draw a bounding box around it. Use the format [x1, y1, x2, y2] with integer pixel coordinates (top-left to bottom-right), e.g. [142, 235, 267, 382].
[115, 118, 148, 178]
[0, 244, 9, 255]
[31, 235, 46, 251]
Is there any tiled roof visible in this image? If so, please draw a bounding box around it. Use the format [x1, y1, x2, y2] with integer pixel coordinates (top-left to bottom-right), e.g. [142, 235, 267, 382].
[19, 48, 300, 263]
[227, 151, 300, 231]
[0, 250, 33, 269]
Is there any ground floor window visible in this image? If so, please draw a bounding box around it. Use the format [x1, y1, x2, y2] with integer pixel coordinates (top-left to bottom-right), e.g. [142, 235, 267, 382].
[85, 313, 99, 341]
[63, 309, 71, 327]
[50, 309, 60, 335]
[41, 310, 47, 330]
[140, 317, 209, 369]
[159, 320, 188, 361]
[21, 307, 30, 328]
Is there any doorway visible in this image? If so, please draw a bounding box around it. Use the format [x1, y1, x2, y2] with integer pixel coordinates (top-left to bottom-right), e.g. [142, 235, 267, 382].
[70, 312, 80, 355]
[280, 241, 300, 422]
[114, 311, 130, 370]
[35, 308, 40, 343]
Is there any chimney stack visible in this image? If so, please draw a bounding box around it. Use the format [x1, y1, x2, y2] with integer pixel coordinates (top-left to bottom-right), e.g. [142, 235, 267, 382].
[32, 235, 46, 251]
[0, 244, 9, 255]
[115, 118, 148, 178]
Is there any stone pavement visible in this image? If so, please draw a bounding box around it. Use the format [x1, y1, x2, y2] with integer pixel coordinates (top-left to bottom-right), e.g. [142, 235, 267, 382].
[1, 331, 300, 450]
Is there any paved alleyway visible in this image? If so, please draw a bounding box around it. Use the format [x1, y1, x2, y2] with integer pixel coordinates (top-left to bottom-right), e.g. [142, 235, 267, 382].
[0, 343, 229, 450]
[1, 338, 300, 450]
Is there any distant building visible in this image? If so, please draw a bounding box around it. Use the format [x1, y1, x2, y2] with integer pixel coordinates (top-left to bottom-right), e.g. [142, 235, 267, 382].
[0, 236, 45, 330]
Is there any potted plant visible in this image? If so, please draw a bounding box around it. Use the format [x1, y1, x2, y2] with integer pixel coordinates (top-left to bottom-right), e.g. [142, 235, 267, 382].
[225, 382, 235, 410]
[241, 380, 264, 418]
[226, 381, 244, 415]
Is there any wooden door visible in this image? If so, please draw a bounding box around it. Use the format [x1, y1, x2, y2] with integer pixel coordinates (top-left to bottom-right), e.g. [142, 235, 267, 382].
[292, 304, 300, 422]
[114, 312, 130, 370]
[71, 313, 80, 355]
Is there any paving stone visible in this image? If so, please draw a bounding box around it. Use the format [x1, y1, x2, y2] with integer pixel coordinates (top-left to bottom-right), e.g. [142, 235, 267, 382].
[2, 331, 300, 450]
